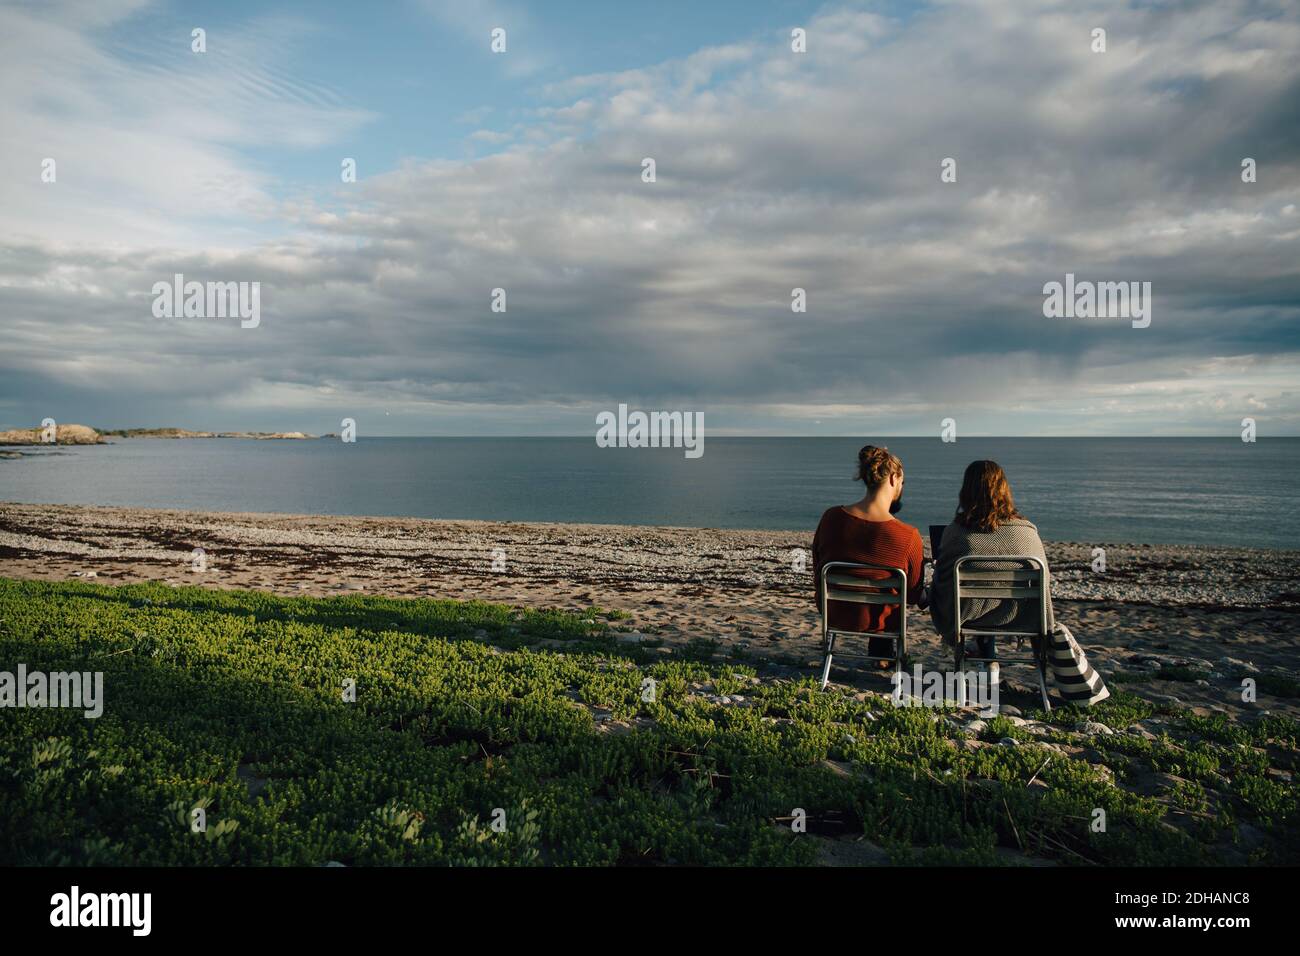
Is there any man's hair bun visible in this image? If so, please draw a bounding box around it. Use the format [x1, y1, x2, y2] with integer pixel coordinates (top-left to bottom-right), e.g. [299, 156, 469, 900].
[856, 445, 902, 491]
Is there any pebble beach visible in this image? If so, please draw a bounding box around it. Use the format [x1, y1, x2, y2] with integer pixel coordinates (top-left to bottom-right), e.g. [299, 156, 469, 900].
[2, 501, 1297, 722]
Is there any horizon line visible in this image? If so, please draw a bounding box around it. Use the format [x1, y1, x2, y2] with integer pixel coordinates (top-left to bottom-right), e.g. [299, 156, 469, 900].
[85, 432, 1300, 440]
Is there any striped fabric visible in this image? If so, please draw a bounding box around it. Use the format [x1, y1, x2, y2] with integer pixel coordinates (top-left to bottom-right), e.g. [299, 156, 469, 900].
[1048, 622, 1110, 706]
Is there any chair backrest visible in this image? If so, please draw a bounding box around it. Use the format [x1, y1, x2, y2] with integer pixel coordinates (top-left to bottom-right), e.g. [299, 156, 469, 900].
[820, 561, 908, 635]
[952, 555, 1048, 636]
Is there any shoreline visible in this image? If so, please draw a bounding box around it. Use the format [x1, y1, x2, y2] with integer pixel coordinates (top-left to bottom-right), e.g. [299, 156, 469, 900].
[2, 501, 1298, 724]
[3, 498, 1298, 557]
[2, 501, 1296, 608]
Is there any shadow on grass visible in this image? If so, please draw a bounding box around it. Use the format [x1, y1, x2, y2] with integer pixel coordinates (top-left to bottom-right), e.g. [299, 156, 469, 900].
[5, 576, 1289, 867]
[4, 577, 603, 649]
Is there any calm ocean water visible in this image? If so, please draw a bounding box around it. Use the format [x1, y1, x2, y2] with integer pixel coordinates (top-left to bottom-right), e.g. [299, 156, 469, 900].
[2, 437, 1297, 549]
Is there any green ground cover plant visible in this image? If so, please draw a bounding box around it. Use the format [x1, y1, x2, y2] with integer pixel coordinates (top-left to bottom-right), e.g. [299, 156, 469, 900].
[1, 578, 1295, 866]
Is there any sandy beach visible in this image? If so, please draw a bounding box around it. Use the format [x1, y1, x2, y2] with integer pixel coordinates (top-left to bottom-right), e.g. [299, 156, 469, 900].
[3, 501, 1297, 722]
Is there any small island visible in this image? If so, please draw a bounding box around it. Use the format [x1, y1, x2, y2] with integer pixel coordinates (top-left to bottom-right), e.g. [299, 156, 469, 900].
[0, 424, 104, 446]
[1, 424, 320, 446]
[97, 428, 318, 440]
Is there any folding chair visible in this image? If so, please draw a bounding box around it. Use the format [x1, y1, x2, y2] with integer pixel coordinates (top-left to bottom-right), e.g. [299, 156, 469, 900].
[818, 561, 908, 690]
[951, 555, 1052, 711]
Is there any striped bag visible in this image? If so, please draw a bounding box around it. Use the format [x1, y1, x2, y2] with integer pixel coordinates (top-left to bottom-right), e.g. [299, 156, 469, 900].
[1047, 622, 1109, 706]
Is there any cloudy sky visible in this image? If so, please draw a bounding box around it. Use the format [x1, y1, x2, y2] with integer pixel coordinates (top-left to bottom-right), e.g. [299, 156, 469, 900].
[2, 0, 1298, 436]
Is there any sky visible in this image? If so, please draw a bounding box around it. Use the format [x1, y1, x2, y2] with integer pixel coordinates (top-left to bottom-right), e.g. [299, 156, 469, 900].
[1, 0, 1298, 437]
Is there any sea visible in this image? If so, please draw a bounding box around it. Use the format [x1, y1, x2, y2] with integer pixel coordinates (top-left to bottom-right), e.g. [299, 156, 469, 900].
[2, 437, 1297, 550]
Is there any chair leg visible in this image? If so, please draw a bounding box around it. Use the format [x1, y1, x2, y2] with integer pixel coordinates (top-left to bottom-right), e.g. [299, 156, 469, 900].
[819, 633, 835, 690]
[1037, 647, 1052, 712]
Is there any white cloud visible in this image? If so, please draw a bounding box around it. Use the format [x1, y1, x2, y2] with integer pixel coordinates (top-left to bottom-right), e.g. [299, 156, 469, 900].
[1, 0, 1298, 434]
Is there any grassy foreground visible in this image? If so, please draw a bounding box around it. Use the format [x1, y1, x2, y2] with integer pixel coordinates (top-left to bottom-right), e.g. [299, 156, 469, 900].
[0, 577, 1295, 866]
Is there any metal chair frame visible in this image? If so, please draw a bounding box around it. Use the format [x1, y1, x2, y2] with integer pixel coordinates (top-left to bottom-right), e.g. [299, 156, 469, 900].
[950, 555, 1052, 711]
[818, 560, 908, 690]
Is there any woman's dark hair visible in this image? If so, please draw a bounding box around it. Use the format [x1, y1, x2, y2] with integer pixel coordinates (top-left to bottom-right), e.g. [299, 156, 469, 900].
[856, 445, 902, 492]
[955, 460, 1022, 532]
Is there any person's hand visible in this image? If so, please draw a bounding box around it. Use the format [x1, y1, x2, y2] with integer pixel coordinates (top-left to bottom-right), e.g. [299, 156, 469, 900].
[916, 586, 930, 611]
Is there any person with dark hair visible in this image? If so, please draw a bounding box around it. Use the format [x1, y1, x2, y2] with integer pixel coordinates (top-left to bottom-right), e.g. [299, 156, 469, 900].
[931, 460, 1108, 706]
[812, 445, 926, 666]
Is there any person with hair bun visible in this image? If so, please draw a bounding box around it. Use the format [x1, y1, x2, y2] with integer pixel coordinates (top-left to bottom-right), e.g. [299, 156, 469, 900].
[812, 445, 927, 666]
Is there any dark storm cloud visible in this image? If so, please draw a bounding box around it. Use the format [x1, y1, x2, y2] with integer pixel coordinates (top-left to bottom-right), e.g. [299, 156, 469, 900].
[1, 0, 1298, 435]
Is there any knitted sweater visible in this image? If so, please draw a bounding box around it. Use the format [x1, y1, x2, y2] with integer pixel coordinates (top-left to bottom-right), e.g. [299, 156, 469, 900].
[929, 517, 1054, 639]
[812, 507, 924, 634]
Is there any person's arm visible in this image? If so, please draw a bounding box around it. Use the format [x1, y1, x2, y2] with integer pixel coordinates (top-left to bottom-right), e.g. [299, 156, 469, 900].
[1026, 523, 1054, 632]
[906, 529, 926, 607]
[928, 524, 959, 640]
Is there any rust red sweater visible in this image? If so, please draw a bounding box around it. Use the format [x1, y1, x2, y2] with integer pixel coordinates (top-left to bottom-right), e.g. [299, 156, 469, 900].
[812, 506, 924, 633]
